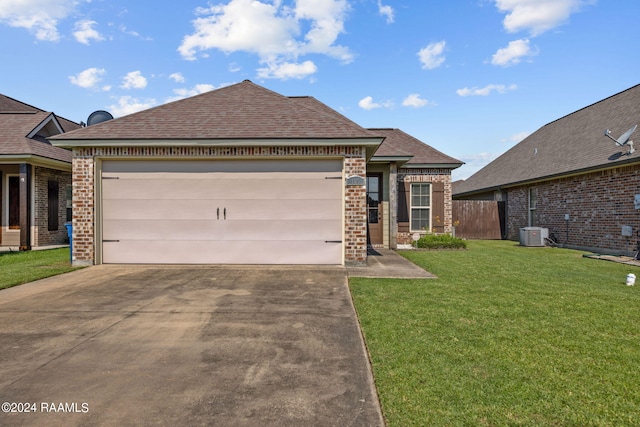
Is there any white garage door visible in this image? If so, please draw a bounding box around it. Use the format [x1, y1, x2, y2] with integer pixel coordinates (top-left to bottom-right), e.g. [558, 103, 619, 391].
[100, 159, 343, 264]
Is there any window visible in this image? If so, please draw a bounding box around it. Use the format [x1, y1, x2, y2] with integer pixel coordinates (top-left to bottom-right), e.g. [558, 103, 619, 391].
[48, 180, 59, 231]
[8, 175, 19, 229]
[66, 185, 72, 222]
[528, 188, 537, 226]
[410, 183, 431, 232]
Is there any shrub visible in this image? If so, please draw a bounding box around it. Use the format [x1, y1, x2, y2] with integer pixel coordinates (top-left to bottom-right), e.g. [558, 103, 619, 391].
[415, 233, 467, 250]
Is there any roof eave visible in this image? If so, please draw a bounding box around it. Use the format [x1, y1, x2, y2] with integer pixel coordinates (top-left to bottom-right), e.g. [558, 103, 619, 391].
[402, 162, 464, 170]
[454, 158, 640, 197]
[0, 154, 71, 171]
[50, 137, 385, 159]
[368, 155, 413, 167]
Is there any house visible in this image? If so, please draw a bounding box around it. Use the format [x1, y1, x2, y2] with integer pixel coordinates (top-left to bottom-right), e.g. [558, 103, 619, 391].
[454, 83, 640, 255]
[50, 80, 462, 266]
[0, 94, 81, 250]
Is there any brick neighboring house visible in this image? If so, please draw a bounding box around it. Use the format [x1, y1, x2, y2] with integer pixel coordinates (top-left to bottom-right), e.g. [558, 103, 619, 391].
[0, 94, 81, 250]
[454, 84, 640, 255]
[50, 80, 461, 266]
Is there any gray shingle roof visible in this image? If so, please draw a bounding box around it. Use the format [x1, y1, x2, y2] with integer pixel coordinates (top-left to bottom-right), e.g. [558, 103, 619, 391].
[0, 100, 79, 163]
[454, 84, 640, 196]
[369, 128, 463, 167]
[52, 80, 379, 141]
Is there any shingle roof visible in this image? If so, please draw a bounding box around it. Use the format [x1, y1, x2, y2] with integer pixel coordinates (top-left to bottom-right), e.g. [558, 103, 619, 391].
[52, 80, 380, 141]
[369, 128, 463, 167]
[0, 94, 41, 113]
[454, 84, 640, 196]
[0, 94, 81, 163]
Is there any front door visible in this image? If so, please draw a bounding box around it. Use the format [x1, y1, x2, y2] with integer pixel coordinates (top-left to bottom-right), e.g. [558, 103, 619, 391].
[366, 174, 383, 246]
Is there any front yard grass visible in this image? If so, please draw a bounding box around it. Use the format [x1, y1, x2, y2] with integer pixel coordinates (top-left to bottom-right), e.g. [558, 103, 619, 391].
[350, 240, 640, 426]
[0, 248, 80, 290]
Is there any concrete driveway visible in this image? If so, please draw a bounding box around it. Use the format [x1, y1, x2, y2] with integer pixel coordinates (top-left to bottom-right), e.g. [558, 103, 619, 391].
[0, 265, 384, 426]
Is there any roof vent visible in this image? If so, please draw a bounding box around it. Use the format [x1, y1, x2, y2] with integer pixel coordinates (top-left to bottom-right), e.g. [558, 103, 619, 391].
[86, 110, 114, 126]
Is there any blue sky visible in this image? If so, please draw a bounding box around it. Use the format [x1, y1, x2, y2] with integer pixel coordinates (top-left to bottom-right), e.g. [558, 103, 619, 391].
[1, 0, 638, 180]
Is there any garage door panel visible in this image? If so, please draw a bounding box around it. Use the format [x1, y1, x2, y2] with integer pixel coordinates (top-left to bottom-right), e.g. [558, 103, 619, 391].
[103, 219, 342, 241]
[103, 171, 341, 181]
[101, 160, 344, 265]
[103, 240, 342, 265]
[102, 159, 342, 174]
[102, 178, 342, 201]
[103, 199, 342, 221]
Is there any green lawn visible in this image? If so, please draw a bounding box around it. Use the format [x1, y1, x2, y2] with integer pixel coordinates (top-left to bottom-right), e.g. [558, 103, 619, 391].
[350, 240, 640, 427]
[0, 248, 80, 290]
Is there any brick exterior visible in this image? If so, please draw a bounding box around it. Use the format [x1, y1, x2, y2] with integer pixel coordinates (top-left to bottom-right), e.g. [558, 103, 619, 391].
[33, 167, 71, 246]
[71, 145, 367, 266]
[397, 168, 454, 245]
[506, 164, 640, 254]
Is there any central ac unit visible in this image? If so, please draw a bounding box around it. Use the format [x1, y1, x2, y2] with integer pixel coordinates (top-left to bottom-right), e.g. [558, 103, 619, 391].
[520, 227, 548, 247]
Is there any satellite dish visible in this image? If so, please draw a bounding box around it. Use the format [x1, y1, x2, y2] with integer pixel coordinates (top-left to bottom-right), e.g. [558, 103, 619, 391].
[87, 110, 114, 126]
[605, 124, 637, 154]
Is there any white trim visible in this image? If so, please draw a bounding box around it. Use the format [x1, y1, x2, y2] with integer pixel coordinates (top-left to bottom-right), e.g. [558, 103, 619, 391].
[0, 155, 71, 171]
[50, 137, 383, 148]
[409, 182, 432, 232]
[27, 113, 64, 138]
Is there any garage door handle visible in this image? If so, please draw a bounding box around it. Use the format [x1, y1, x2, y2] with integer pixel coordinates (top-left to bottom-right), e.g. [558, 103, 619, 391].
[325, 240, 342, 243]
[103, 240, 120, 243]
[224, 208, 226, 220]
[217, 208, 219, 220]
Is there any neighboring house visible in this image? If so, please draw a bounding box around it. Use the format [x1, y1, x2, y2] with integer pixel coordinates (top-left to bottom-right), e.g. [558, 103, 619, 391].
[50, 80, 461, 266]
[454, 83, 640, 255]
[0, 94, 81, 250]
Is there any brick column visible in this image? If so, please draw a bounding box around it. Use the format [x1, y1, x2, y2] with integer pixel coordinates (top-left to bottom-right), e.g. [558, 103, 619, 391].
[19, 163, 32, 251]
[344, 151, 367, 266]
[389, 162, 398, 249]
[72, 153, 95, 266]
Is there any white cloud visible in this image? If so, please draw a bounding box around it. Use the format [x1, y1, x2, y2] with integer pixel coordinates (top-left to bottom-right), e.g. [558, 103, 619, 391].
[108, 96, 157, 117]
[402, 94, 430, 108]
[504, 131, 531, 143]
[491, 38, 537, 66]
[456, 84, 518, 97]
[165, 83, 217, 103]
[377, 0, 394, 24]
[257, 60, 317, 80]
[453, 152, 503, 181]
[0, 0, 79, 41]
[358, 96, 393, 110]
[417, 41, 446, 70]
[169, 73, 185, 83]
[121, 71, 148, 89]
[73, 20, 104, 45]
[69, 67, 107, 89]
[359, 96, 380, 110]
[178, 0, 351, 79]
[119, 25, 153, 41]
[494, 0, 592, 36]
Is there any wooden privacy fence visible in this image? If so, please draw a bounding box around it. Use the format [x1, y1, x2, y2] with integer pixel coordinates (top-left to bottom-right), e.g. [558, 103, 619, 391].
[452, 200, 505, 240]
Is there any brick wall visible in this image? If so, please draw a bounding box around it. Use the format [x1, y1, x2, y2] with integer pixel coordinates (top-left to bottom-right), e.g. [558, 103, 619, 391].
[34, 167, 71, 246]
[506, 165, 640, 254]
[71, 145, 367, 266]
[397, 168, 453, 245]
[344, 153, 367, 266]
[71, 155, 95, 265]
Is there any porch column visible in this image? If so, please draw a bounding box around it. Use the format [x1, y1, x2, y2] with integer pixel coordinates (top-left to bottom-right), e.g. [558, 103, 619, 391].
[389, 162, 398, 249]
[19, 163, 32, 251]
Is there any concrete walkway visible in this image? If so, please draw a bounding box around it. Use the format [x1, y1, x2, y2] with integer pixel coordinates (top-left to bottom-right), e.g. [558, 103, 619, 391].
[347, 248, 435, 279]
